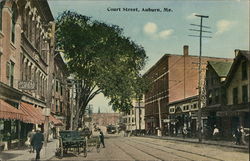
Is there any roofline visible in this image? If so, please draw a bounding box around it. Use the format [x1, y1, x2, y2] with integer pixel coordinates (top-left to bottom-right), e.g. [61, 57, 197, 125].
[143, 53, 233, 77]
[224, 50, 250, 86]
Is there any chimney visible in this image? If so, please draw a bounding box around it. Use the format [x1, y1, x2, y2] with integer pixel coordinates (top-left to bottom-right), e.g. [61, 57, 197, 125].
[234, 49, 240, 57]
[183, 45, 189, 56]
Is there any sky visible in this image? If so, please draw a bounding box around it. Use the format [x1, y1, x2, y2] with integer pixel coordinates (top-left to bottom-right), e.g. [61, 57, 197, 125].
[48, 0, 249, 113]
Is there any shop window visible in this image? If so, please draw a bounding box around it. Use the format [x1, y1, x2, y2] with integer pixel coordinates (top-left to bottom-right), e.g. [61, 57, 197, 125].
[242, 61, 248, 80]
[242, 85, 248, 103]
[233, 87, 238, 104]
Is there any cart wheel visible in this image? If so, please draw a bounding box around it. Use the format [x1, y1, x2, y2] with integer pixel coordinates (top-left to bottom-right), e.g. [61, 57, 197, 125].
[59, 138, 64, 157]
[83, 147, 87, 157]
[96, 144, 100, 153]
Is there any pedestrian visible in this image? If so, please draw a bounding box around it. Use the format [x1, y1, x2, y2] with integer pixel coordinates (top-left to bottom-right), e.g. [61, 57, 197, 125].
[31, 128, 44, 160]
[213, 125, 219, 140]
[98, 128, 105, 148]
[240, 126, 246, 145]
[27, 129, 35, 153]
[182, 126, 188, 138]
[233, 127, 242, 145]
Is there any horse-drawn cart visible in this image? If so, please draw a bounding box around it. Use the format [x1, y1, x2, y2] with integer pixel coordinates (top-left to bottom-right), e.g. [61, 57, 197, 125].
[56, 130, 87, 158]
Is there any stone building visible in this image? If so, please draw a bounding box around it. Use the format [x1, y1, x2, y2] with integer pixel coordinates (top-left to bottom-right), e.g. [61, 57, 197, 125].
[144, 45, 232, 135]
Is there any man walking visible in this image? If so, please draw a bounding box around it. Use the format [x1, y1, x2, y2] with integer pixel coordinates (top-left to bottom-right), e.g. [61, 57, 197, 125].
[31, 128, 44, 160]
[98, 128, 105, 148]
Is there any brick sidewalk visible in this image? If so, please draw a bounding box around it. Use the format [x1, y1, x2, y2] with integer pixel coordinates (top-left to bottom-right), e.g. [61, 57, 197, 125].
[0, 139, 58, 161]
[141, 135, 249, 150]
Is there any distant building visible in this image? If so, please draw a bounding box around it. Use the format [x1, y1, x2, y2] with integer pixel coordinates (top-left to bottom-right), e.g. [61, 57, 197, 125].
[92, 113, 120, 127]
[121, 99, 145, 132]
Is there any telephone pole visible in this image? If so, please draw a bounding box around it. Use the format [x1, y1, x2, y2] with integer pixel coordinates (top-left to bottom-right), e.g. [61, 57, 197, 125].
[189, 14, 211, 143]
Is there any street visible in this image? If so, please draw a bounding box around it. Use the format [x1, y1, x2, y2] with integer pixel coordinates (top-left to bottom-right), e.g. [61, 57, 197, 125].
[50, 135, 249, 161]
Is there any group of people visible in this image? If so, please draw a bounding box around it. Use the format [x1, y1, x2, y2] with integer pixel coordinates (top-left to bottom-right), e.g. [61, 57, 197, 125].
[26, 127, 105, 160]
[233, 126, 247, 145]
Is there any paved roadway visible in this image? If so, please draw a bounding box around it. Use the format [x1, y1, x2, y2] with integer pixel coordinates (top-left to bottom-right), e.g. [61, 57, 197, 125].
[50, 135, 249, 161]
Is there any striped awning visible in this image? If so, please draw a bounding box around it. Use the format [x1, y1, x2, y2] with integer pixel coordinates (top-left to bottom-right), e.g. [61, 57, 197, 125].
[20, 102, 44, 124]
[0, 99, 26, 121]
[20, 102, 64, 126]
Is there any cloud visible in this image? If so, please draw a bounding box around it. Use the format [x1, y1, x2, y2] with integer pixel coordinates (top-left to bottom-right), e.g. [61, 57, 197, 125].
[158, 29, 174, 39]
[143, 22, 157, 35]
[215, 20, 236, 35]
[186, 13, 197, 20]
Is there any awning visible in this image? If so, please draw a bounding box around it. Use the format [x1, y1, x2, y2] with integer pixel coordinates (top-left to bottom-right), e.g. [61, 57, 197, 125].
[20, 102, 64, 126]
[0, 99, 26, 121]
[20, 102, 45, 125]
[50, 115, 64, 126]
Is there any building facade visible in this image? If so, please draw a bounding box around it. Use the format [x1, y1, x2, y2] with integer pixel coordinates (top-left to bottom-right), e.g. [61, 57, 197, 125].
[144, 45, 233, 135]
[121, 99, 145, 133]
[0, 0, 63, 150]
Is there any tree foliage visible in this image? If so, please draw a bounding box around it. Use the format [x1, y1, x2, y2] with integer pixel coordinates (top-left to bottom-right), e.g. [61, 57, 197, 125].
[56, 11, 148, 127]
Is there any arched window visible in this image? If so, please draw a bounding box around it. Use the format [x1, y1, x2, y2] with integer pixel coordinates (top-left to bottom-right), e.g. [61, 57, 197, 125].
[0, 1, 4, 31]
[11, 3, 18, 43]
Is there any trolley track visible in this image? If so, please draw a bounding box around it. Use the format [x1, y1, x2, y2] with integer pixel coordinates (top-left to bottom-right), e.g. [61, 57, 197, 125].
[127, 138, 224, 161]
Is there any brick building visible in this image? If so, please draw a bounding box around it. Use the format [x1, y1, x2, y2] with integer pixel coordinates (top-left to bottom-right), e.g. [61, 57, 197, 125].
[0, 0, 63, 149]
[92, 113, 120, 127]
[144, 45, 232, 135]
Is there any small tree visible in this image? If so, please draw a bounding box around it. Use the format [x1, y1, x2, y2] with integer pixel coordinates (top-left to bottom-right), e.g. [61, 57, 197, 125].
[56, 11, 148, 129]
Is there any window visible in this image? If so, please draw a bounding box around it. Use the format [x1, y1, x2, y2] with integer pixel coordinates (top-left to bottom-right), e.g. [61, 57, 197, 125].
[6, 61, 14, 87]
[242, 61, 248, 80]
[11, 4, 17, 43]
[60, 84, 63, 95]
[214, 88, 219, 104]
[242, 85, 248, 103]
[0, 2, 4, 31]
[208, 90, 212, 105]
[56, 80, 59, 92]
[60, 102, 63, 113]
[233, 87, 238, 104]
[56, 100, 59, 112]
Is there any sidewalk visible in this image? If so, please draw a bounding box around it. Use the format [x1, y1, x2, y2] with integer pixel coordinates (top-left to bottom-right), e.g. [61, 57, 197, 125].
[0, 139, 58, 161]
[141, 135, 249, 150]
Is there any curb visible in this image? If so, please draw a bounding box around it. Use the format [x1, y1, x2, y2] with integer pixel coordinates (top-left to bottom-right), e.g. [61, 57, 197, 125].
[139, 135, 249, 150]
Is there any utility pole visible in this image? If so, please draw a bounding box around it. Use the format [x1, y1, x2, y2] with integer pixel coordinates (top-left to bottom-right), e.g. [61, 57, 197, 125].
[189, 14, 211, 143]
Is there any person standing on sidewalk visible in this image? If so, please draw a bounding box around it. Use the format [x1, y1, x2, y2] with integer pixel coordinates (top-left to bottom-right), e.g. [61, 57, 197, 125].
[98, 128, 105, 148]
[182, 126, 188, 138]
[213, 125, 219, 140]
[27, 129, 35, 153]
[31, 128, 44, 160]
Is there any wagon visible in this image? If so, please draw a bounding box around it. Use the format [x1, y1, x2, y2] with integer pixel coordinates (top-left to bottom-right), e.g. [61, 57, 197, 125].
[56, 130, 87, 158]
[86, 136, 101, 153]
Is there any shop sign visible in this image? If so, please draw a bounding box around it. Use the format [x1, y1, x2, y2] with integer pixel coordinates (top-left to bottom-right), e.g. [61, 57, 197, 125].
[42, 108, 51, 116]
[163, 119, 170, 123]
[18, 80, 36, 90]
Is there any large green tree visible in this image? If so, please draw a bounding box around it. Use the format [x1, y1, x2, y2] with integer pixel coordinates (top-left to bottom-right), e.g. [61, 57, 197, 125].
[56, 11, 148, 129]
